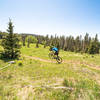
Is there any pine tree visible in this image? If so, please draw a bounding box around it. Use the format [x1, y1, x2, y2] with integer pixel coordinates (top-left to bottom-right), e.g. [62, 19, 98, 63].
[88, 41, 99, 54]
[45, 34, 49, 47]
[59, 36, 65, 49]
[1, 19, 21, 59]
[83, 33, 90, 53]
[22, 35, 26, 46]
[36, 41, 39, 48]
[43, 40, 46, 48]
[27, 37, 30, 48]
[36, 37, 39, 48]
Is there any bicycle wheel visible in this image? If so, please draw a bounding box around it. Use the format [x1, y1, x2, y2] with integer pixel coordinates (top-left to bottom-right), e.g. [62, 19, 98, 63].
[56, 56, 62, 64]
[49, 52, 54, 59]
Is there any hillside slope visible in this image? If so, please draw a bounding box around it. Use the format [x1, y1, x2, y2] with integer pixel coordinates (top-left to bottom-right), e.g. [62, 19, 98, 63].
[0, 44, 100, 100]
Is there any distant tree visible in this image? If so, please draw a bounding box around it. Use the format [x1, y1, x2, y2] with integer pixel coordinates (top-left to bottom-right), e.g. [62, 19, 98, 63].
[0, 32, 8, 39]
[36, 41, 39, 48]
[49, 34, 60, 49]
[94, 34, 98, 42]
[26, 36, 37, 43]
[88, 41, 99, 54]
[26, 36, 37, 48]
[74, 36, 82, 52]
[42, 40, 46, 48]
[83, 33, 90, 53]
[59, 36, 65, 49]
[22, 35, 27, 46]
[45, 34, 50, 47]
[0, 31, 3, 39]
[36, 37, 39, 48]
[27, 37, 30, 48]
[87, 34, 100, 54]
[37, 35, 44, 44]
[1, 19, 21, 59]
[64, 36, 75, 52]
[49, 35, 54, 47]
[57, 41, 60, 51]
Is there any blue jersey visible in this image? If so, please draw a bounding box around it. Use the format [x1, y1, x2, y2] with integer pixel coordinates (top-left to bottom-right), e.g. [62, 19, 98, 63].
[52, 47, 58, 52]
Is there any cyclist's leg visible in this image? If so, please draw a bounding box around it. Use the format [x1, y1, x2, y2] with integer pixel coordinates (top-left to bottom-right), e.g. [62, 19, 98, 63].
[54, 51, 58, 58]
[56, 51, 58, 57]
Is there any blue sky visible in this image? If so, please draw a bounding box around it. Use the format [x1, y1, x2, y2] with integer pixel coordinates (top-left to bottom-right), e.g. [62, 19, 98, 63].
[0, 0, 100, 38]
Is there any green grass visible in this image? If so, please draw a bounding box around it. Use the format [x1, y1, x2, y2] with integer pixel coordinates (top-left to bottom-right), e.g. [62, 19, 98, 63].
[0, 44, 100, 100]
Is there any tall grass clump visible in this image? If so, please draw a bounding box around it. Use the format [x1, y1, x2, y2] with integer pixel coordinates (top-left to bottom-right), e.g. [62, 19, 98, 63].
[18, 61, 23, 66]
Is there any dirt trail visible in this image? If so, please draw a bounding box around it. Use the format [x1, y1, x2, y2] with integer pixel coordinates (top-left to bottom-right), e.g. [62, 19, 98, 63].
[23, 55, 100, 70]
[24, 55, 56, 63]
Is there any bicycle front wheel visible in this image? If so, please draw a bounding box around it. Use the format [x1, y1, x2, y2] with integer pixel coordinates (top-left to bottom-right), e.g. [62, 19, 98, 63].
[56, 56, 62, 64]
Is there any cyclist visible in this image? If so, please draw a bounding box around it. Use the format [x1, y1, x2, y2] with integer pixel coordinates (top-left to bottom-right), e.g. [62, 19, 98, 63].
[50, 46, 59, 57]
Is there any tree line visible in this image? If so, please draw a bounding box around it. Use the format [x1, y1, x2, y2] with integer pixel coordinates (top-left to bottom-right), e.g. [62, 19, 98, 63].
[14, 32, 100, 54]
[43, 34, 100, 54]
[0, 20, 100, 59]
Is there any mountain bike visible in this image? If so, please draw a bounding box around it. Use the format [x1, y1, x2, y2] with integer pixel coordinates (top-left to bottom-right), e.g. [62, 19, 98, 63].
[49, 51, 62, 64]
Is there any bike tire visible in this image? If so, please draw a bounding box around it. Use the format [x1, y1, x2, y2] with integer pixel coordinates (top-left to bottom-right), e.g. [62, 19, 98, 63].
[49, 52, 54, 59]
[56, 56, 62, 64]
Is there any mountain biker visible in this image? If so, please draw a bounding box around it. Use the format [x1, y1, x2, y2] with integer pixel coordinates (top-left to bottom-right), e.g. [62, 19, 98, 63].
[50, 46, 59, 57]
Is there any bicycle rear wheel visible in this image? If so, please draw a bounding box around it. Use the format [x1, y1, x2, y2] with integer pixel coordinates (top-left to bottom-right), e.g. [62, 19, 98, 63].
[56, 56, 62, 64]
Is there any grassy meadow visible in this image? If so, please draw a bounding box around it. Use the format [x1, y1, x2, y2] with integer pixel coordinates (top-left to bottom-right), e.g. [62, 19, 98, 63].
[0, 44, 100, 100]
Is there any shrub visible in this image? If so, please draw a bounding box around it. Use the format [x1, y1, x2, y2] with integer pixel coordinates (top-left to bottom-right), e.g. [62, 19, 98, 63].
[18, 61, 23, 66]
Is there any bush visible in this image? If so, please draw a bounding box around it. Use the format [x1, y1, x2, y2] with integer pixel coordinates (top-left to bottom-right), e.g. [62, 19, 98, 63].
[18, 61, 23, 66]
